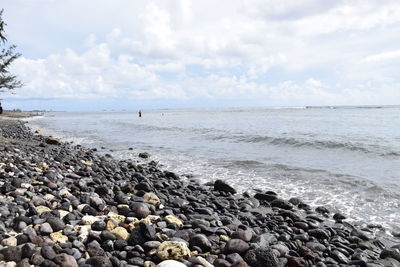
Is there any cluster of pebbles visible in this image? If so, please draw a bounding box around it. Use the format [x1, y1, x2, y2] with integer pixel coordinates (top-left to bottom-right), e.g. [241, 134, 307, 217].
[0, 119, 399, 267]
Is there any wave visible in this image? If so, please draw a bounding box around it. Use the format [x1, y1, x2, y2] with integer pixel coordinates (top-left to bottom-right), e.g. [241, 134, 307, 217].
[112, 121, 399, 158]
[218, 134, 399, 158]
[305, 105, 400, 110]
[222, 159, 267, 168]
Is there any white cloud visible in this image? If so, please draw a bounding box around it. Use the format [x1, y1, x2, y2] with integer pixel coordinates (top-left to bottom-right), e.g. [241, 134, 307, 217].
[3, 0, 400, 108]
[363, 50, 400, 63]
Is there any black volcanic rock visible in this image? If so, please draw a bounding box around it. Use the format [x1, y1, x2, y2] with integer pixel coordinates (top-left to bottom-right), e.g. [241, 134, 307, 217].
[214, 179, 237, 194]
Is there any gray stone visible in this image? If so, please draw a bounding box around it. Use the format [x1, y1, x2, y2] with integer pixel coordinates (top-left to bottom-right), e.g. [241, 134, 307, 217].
[47, 217, 66, 232]
[54, 253, 79, 267]
[1, 246, 22, 262]
[214, 179, 236, 194]
[380, 248, 400, 261]
[189, 234, 212, 252]
[231, 230, 253, 242]
[40, 222, 53, 234]
[41, 245, 57, 260]
[224, 239, 250, 254]
[86, 256, 113, 267]
[243, 248, 280, 267]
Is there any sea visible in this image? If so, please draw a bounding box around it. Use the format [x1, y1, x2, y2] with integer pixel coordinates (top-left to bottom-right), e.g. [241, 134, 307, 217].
[26, 106, 400, 235]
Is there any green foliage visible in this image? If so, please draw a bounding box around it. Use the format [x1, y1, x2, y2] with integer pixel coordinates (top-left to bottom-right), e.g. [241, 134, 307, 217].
[0, 9, 22, 93]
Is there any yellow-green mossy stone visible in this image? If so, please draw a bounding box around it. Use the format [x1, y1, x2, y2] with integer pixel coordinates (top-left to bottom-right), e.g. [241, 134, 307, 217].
[50, 232, 69, 243]
[144, 193, 161, 206]
[111, 227, 130, 240]
[165, 215, 183, 228]
[156, 241, 191, 260]
[36, 206, 51, 214]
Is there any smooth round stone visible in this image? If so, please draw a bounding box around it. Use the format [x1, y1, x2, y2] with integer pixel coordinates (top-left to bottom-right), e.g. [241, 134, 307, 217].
[100, 231, 117, 241]
[213, 258, 232, 267]
[143, 241, 161, 250]
[156, 260, 187, 267]
[72, 240, 86, 252]
[224, 239, 250, 254]
[131, 203, 151, 219]
[226, 253, 244, 264]
[91, 221, 106, 231]
[380, 248, 400, 261]
[189, 234, 212, 252]
[114, 240, 128, 250]
[128, 257, 144, 266]
[231, 230, 253, 242]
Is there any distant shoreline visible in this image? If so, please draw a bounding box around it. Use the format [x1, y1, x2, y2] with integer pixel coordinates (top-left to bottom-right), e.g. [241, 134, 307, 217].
[0, 110, 44, 118]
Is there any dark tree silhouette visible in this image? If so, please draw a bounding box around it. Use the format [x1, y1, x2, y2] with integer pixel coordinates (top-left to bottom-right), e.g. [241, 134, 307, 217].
[0, 9, 22, 93]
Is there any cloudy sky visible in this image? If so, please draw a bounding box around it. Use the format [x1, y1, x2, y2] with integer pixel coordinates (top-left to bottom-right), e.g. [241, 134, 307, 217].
[2, 0, 400, 110]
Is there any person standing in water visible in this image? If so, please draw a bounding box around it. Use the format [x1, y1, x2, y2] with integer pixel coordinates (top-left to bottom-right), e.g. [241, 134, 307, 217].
[138, 110, 142, 117]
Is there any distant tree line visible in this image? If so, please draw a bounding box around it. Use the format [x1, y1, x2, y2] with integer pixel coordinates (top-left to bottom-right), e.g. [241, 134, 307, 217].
[0, 9, 22, 93]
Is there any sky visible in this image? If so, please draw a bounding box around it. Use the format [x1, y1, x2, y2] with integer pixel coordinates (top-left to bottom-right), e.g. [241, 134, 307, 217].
[1, 0, 400, 111]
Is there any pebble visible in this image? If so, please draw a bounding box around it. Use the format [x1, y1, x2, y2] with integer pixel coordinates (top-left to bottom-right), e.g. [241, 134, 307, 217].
[224, 239, 250, 254]
[47, 217, 65, 232]
[40, 223, 53, 234]
[156, 260, 187, 267]
[189, 234, 212, 252]
[144, 192, 161, 206]
[50, 232, 69, 243]
[86, 256, 113, 267]
[111, 227, 129, 240]
[165, 215, 183, 228]
[41, 245, 57, 260]
[156, 241, 191, 260]
[54, 253, 79, 267]
[2, 236, 17, 246]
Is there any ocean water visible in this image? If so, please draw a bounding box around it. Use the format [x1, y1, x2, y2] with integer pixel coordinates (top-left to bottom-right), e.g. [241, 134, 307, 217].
[26, 106, 400, 234]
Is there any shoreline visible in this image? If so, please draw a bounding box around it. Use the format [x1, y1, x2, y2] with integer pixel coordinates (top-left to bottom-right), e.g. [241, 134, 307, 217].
[0, 110, 44, 118]
[0, 118, 399, 267]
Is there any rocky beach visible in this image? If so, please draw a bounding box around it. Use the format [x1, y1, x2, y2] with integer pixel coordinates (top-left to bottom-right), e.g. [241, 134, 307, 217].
[0, 117, 399, 267]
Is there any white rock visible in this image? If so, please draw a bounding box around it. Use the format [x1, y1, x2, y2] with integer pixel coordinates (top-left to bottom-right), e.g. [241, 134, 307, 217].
[43, 194, 55, 201]
[15, 188, 26, 195]
[2, 236, 17, 246]
[156, 260, 187, 267]
[59, 210, 70, 219]
[144, 192, 161, 206]
[59, 188, 72, 198]
[82, 215, 100, 225]
[196, 256, 214, 267]
[5, 262, 17, 267]
[77, 225, 91, 242]
[156, 241, 191, 260]
[107, 212, 125, 223]
[35, 205, 51, 214]
[77, 204, 87, 211]
[21, 183, 32, 189]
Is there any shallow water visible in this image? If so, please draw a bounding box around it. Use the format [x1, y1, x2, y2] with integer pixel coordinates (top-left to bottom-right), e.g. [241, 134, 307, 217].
[26, 106, 400, 233]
